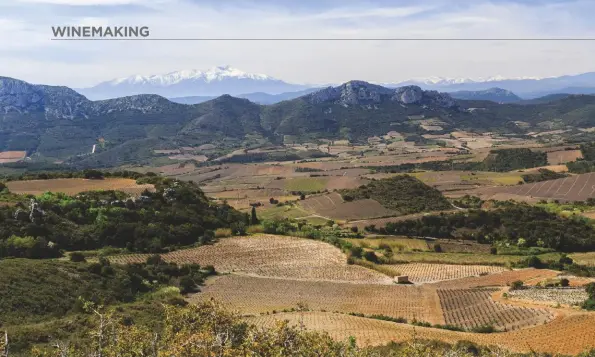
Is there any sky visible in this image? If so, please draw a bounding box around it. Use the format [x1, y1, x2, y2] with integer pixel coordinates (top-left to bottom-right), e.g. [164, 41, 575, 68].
[1, 0, 595, 87]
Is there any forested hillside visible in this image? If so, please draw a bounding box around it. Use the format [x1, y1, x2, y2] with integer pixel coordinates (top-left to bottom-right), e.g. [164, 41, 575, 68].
[0, 174, 247, 259]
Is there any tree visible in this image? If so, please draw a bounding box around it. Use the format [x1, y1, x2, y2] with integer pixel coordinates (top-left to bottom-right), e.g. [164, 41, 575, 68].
[250, 206, 259, 225]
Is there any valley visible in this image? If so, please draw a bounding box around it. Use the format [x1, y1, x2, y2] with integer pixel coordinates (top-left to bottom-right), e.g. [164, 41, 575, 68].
[2, 76, 595, 357]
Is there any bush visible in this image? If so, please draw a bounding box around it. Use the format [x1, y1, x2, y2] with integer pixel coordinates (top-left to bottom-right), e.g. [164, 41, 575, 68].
[433, 244, 442, 253]
[525, 255, 542, 268]
[510, 280, 524, 290]
[363, 251, 379, 263]
[560, 278, 570, 287]
[350, 246, 363, 259]
[490, 247, 497, 255]
[69, 252, 86, 262]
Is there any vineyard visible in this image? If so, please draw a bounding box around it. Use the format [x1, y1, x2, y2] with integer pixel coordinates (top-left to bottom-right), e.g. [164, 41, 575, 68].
[385, 263, 507, 283]
[6, 178, 155, 196]
[107, 235, 393, 284]
[299, 192, 395, 220]
[438, 288, 554, 331]
[194, 274, 445, 324]
[246, 311, 595, 355]
[472, 172, 595, 202]
[432, 268, 560, 289]
[507, 287, 589, 306]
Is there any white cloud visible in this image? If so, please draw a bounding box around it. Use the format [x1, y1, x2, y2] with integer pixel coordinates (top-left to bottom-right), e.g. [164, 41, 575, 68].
[16, 0, 145, 4]
[2, 0, 595, 87]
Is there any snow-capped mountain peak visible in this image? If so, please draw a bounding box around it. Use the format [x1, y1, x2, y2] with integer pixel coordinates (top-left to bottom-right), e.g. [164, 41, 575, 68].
[109, 65, 273, 87]
[79, 65, 307, 100]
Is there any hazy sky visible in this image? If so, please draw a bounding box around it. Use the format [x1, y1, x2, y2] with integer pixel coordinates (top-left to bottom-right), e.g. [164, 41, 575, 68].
[2, 0, 595, 87]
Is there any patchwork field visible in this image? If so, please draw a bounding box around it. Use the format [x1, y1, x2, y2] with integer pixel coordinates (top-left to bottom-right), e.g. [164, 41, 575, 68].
[107, 235, 392, 284]
[6, 178, 155, 196]
[471, 172, 595, 202]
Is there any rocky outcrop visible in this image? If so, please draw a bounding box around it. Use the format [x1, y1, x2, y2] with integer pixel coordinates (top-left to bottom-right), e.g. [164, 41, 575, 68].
[0, 77, 44, 114]
[307, 81, 456, 108]
[0, 76, 178, 120]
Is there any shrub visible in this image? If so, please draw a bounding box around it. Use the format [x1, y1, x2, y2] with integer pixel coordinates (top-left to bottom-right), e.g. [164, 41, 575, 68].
[525, 255, 542, 268]
[433, 244, 442, 253]
[490, 247, 497, 255]
[510, 280, 524, 290]
[69, 252, 86, 262]
[560, 278, 570, 287]
[349, 246, 363, 259]
[364, 251, 379, 263]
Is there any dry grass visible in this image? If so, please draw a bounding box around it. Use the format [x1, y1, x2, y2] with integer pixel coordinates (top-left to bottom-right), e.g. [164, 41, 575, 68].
[108, 235, 392, 284]
[383, 263, 507, 284]
[6, 178, 155, 196]
[345, 237, 430, 252]
[546, 150, 583, 165]
[194, 274, 445, 324]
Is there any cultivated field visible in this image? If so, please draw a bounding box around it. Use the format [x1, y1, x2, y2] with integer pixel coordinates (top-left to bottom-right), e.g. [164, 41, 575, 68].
[6, 178, 156, 196]
[299, 192, 395, 220]
[432, 269, 561, 289]
[507, 287, 589, 306]
[0, 150, 26, 163]
[108, 235, 392, 284]
[385, 263, 507, 284]
[438, 288, 554, 331]
[546, 149, 583, 164]
[345, 237, 431, 252]
[193, 274, 445, 324]
[247, 311, 595, 355]
[471, 172, 595, 202]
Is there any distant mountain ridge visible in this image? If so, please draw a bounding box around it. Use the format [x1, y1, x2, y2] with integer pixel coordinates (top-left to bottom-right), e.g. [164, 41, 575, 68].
[78, 65, 309, 100]
[3, 76, 595, 168]
[392, 72, 595, 98]
[449, 88, 522, 103]
[170, 88, 322, 105]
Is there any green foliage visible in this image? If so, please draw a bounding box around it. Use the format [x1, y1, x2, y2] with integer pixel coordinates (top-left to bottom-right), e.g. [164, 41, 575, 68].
[521, 168, 568, 183]
[0, 173, 246, 259]
[452, 195, 483, 209]
[510, 280, 524, 290]
[340, 175, 451, 214]
[482, 148, 547, 172]
[378, 203, 595, 252]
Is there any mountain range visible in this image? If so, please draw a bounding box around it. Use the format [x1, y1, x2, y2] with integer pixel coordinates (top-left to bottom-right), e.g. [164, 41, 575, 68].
[78, 66, 309, 100]
[2, 76, 595, 168]
[77, 66, 595, 101]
